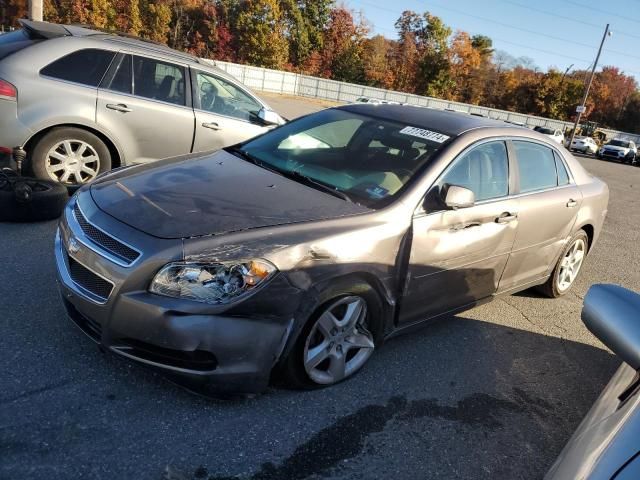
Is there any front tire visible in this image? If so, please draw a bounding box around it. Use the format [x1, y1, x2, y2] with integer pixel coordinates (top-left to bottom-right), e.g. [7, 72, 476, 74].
[537, 230, 588, 298]
[282, 288, 382, 389]
[30, 127, 112, 186]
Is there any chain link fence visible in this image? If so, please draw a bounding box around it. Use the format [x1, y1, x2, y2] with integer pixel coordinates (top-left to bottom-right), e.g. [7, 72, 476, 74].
[209, 59, 640, 144]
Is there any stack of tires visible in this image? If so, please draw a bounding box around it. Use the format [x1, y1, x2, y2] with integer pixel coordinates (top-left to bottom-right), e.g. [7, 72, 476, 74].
[0, 169, 68, 222]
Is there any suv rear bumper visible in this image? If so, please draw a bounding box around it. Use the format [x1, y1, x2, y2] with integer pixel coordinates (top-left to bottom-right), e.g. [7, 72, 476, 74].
[0, 99, 32, 152]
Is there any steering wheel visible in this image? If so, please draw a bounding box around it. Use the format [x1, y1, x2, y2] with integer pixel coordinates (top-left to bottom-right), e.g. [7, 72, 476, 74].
[200, 82, 216, 110]
[394, 168, 413, 182]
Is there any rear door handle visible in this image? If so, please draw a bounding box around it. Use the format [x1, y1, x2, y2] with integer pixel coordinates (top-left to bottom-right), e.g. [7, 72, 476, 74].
[567, 199, 578, 208]
[106, 103, 132, 113]
[496, 212, 518, 224]
[202, 122, 221, 131]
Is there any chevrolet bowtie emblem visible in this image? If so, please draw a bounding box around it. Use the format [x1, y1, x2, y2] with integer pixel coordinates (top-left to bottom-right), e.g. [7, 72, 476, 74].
[68, 237, 81, 255]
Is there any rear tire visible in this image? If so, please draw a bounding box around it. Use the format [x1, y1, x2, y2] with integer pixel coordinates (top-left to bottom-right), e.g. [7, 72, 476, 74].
[29, 127, 112, 186]
[537, 230, 588, 298]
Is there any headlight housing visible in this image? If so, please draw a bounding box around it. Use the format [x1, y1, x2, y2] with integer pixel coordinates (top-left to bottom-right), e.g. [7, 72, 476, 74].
[149, 260, 277, 305]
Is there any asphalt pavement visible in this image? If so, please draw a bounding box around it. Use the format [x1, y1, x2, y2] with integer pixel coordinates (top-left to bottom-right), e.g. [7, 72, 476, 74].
[1, 96, 639, 480]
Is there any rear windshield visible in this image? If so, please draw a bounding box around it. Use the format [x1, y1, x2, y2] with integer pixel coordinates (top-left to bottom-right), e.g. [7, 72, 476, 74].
[0, 29, 40, 60]
[534, 126, 555, 135]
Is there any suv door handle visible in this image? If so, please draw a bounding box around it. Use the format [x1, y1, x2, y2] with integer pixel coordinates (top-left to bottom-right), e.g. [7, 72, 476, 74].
[202, 122, 221, 131]
[496, 212, 518, 224]
[566, 199, 578, 208]
[106, 103, 132, 113]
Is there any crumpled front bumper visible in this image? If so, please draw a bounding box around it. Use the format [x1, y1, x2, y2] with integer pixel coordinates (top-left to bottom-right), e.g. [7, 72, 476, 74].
[55, 195, 298, 395]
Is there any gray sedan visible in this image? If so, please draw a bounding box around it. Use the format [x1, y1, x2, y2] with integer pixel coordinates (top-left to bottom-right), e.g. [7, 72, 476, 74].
[55, 105, 609, 394]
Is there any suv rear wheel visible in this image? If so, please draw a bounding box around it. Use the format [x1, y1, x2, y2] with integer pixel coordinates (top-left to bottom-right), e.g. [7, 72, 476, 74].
[30, 127, 112, 185]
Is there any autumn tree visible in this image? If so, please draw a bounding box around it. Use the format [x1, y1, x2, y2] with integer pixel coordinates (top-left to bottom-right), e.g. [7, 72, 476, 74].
[313, 7, 367, 82]
[235, 0, 288, 69]
[362, 35, 394, 88]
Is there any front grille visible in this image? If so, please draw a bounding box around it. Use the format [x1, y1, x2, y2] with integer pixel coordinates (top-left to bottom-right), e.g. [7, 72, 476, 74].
[73, 203, 140, 265]
[68, 256, 114, 302]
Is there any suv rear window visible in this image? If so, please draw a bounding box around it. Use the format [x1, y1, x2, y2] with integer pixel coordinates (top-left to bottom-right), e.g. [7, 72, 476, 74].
[0, 29, 41, 60]
[41, 49, 116, 87]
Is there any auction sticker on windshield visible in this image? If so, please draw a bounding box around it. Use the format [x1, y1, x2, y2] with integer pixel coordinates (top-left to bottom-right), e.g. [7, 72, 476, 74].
[399, 126, 450, 143]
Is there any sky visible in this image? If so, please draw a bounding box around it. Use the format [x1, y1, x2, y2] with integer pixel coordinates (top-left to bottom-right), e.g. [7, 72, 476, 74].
[344, 0, 640, 80]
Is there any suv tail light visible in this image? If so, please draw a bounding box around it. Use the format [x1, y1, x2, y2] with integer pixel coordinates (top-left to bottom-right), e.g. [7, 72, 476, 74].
[0, 78, 17, 100]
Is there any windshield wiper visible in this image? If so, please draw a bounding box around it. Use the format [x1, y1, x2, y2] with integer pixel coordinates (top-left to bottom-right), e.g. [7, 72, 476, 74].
[282, 170, 353, 203]
[226, 147, 353, 203]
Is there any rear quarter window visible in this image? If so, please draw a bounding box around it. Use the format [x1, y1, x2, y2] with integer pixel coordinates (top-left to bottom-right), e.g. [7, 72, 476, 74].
[41, 49, 116, 87]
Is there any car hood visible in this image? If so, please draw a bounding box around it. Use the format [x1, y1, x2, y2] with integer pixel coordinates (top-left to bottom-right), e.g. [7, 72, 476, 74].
[90, 150, 369, 239]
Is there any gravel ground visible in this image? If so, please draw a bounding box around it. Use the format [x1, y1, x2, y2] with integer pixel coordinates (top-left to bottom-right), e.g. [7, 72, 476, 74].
[1, 95, 639, 480]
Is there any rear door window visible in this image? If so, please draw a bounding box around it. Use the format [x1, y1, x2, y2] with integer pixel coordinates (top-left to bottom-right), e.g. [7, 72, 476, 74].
[41, 49, 116, 87]
[513, 141, 558, 193]
[132, 55, 186, 106]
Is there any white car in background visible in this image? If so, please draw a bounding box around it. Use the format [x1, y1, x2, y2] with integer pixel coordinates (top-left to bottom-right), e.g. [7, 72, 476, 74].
[354, 97, 401, 106]
[569, 136, 598, 155]
[597, 139, 638, 164]
[534, 126, 565, 144]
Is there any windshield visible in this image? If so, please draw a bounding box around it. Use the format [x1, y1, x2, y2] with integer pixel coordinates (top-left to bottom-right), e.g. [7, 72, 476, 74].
[608, 140, 630, 148]
[233, 108, 453, 208]
[534, 127, 555, 135]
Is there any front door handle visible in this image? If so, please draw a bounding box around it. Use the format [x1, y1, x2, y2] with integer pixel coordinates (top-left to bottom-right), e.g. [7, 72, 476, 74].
[106, 103, 132, 113]
[202, 122, 221, 131]
[566, 199, 578, 208]
[496, 212, 518, 224]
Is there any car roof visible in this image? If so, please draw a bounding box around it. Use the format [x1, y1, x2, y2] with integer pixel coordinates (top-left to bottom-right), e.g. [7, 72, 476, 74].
[19, 19, 207, 66]
[338, 103, 518, 136]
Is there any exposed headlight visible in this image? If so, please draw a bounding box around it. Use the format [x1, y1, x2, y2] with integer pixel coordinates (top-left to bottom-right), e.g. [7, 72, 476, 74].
[149, 260, 277, 305]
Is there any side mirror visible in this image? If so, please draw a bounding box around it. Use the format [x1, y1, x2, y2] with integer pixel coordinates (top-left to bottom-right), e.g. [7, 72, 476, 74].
[258, 107, 286, 126]
[582, 284, 640, 370]
[442, 184, 475, 209]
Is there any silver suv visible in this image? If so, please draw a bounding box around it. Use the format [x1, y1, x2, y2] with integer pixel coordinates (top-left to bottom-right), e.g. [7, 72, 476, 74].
[0, 20, 284, 185]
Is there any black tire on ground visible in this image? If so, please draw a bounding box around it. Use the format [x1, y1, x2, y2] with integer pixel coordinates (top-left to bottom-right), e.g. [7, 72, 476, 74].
[29, 127, 112, 185]
[537, 229, 589, 298]
[0, 176, 69, 222]
[280, 282, 384, 389]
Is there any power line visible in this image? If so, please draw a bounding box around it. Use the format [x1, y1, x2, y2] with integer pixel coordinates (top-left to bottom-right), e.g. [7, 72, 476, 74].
[502, 0, 640, 41]
[564, 0, 640, 24]
[424, 1, 640, 62]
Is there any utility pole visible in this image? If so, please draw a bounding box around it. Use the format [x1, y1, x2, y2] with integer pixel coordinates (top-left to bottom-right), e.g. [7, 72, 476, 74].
[568, 24, 611, 147]
[28, 0, 43, 22]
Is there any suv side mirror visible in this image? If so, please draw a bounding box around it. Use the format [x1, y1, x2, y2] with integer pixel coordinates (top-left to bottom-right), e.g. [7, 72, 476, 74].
[442, 184, 475, 209]
[258, 107, 286, 126]
[582, 284, 640, 370]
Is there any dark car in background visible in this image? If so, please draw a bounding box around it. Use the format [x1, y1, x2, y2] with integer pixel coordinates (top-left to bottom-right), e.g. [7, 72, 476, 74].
[56, 105, 609, 394]
[0, 20, 284, 186]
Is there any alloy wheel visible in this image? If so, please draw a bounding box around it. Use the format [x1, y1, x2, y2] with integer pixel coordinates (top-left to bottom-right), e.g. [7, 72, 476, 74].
[557, 238, 586, 292]
[303, 296, 374, 385]
[45, 139, 100, 184]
